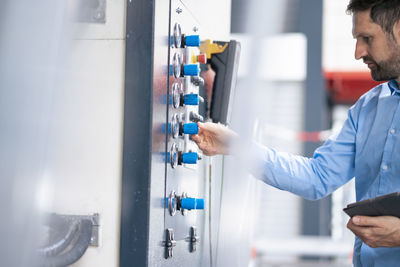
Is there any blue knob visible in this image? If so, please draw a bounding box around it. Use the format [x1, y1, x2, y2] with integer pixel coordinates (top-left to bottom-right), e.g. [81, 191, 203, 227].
[181, 198, 205, 210]
[183, 64, 200, 76]
[183, 123, 198, 135]
[182, 152, 198, 164]
[184, 94, 199, 105]
[185, 35, 200, 47]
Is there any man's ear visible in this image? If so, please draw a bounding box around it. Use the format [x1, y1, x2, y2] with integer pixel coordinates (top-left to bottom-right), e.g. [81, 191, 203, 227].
[393, 19, 400, 43]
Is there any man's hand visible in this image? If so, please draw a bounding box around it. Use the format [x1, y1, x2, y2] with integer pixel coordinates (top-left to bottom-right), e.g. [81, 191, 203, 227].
[191, 122, 238, 156]
[347, 216, 400, 248]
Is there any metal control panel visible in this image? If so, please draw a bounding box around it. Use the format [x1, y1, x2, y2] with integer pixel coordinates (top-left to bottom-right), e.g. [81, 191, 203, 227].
[162, 1, 210, 263]
[120, 0, 208, 266]
[166, 0, 206, 245]
[120, 0, 233, 266]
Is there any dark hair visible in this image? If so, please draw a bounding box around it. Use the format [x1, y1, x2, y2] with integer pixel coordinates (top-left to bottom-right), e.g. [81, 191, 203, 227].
[347, 0, 400, 35]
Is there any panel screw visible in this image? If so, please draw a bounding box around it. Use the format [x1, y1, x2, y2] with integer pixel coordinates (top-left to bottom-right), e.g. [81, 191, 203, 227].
[193, 26, 199, 32]
[93, 11, 105, 21]
[176, 7, 182, 14]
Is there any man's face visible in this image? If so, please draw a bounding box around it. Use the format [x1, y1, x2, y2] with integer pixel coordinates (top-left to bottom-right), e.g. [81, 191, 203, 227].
[353, 10, 400, 81]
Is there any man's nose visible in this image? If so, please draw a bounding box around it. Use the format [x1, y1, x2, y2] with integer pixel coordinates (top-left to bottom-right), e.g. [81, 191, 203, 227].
[355, 40, 368, 60]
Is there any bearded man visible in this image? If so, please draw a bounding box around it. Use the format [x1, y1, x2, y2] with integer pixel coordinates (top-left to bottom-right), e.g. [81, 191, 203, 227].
[192, 1, 400, 266]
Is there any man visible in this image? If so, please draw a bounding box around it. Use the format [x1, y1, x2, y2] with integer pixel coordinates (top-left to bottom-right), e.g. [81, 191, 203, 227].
[192, 0, 400, 266]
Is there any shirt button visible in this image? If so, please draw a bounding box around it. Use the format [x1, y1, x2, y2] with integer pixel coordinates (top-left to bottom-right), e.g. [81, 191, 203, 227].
[382, 165, 388, 171]
[390, 129, 396, 134]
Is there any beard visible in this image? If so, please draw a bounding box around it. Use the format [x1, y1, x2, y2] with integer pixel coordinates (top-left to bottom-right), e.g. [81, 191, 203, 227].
[364, 37, 400, 81]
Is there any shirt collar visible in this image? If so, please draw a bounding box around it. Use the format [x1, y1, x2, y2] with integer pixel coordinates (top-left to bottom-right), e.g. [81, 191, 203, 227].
[388, 80, 400, 96]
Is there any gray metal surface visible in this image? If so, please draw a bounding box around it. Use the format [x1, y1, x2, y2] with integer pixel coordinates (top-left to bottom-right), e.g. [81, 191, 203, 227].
[147, 0, 175, 265]
[119, 0, 157, 265]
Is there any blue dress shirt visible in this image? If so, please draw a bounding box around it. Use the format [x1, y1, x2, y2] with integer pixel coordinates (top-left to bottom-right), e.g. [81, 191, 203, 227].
[251, 80, 400, 266]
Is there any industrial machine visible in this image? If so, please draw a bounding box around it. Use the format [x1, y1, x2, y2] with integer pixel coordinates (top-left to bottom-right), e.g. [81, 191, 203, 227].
[120, 0, 242, 266]
[0, 0, 245, 266]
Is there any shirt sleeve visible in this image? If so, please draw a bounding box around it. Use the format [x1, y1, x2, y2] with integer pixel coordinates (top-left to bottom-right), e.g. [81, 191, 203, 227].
[246, 104, 359, 200]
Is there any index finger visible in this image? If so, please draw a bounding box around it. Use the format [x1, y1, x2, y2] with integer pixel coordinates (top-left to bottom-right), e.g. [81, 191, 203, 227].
[197, 122, 205, 135]
[352, 216, 381, 227]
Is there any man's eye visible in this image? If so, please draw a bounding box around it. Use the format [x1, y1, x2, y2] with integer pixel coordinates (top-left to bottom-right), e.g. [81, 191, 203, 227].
[363, 36, 370, 43]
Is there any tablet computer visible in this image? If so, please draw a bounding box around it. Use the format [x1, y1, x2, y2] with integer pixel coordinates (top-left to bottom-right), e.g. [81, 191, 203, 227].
[343, 192, 400, 218]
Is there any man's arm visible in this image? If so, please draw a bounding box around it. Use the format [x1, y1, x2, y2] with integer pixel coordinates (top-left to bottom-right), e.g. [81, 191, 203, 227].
[347, 216, 400, 248]
[192, 113, 357, 200]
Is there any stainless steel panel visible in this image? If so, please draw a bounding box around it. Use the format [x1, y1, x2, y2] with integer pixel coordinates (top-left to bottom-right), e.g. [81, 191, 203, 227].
[122, 0, 234, 266]
[165, 0, 207, 241]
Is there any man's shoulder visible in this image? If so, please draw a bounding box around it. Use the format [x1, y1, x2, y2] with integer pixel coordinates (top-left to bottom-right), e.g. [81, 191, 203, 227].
[357, 82, 387, 105]
[347, 82, 386, 116]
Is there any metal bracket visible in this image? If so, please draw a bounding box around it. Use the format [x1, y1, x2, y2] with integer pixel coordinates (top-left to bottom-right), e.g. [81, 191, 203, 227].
[56, 213, 100, 247]
[163, 228, 176, 259]
[186, 226, 199, 252]
[75, 0, 107, 24]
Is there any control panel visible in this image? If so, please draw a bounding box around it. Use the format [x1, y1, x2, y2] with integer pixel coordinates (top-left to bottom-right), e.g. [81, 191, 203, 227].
[163, 1, 209, 260]
[121, 0, 238, 265]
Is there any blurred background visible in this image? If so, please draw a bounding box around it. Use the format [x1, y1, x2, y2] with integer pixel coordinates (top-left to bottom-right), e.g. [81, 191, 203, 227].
[0, 0, 377, 266]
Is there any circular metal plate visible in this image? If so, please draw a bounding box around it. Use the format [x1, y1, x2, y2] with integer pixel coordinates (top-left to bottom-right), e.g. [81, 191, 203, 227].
[170, 143, 178, 169]
[168, 191, 177, 216]
[171, 114, 179, 139]
[172, 83, 181, 109]
[180, 192, 188, 216]
[173, 23, 182, 48]
[172, 53, 182, 78]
